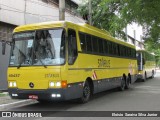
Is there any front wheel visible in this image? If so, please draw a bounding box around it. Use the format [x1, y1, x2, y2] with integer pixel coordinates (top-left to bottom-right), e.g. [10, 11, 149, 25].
[78, 81, 91, 103]
[125, 77, 131, 89]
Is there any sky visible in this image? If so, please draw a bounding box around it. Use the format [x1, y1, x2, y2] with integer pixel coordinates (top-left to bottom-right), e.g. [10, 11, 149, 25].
[127, 23, 143, 41]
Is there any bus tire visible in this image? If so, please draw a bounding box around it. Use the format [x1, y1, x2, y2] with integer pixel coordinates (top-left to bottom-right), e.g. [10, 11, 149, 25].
[142, 72, 147, 82]
[119, 77, 125, 91]
[78, 81, 91, 103]
[125, 76, 131, 89]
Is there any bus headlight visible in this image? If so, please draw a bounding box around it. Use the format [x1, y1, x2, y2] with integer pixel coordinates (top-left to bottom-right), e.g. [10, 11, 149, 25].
[9, 82, 13, 87]
[49, 81, 67, 88]
[13, 82, 17, 87]
[49, 82, 55, 87]
[9, 81, 17, 87]
[55, 82, 61, 87]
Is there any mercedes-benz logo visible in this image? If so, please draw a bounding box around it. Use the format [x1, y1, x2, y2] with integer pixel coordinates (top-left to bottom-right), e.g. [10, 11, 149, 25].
[29, 82, 34, 88]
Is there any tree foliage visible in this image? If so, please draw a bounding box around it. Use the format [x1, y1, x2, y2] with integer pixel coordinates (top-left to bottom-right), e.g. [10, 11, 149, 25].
[103, 0, 160, 49]
[77, 0, 126, 38]
[78, 0, 160, 55]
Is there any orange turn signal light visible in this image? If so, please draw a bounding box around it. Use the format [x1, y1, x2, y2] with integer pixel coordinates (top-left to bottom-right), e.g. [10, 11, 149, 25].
[61, 80, 67, 88]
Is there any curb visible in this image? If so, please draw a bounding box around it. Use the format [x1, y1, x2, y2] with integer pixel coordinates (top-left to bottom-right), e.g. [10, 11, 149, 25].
[0, 99, 38, 110]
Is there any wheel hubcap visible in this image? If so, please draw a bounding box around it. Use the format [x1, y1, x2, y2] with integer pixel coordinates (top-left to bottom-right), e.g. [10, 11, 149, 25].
[83, 86, 90, 98]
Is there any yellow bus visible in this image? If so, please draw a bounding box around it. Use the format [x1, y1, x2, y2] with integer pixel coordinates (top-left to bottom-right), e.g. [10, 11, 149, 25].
[137, 50, 156, 81]
[7, 21, 137, 103]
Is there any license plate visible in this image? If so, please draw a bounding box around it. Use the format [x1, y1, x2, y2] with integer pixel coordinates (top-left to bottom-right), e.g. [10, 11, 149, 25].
[29, 95, 38, 100]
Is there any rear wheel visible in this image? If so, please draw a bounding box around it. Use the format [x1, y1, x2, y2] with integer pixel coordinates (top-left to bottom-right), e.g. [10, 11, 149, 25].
[78, 81, 91, 103]
[125, 76, 131, 89]
[119, 77, 125, 91]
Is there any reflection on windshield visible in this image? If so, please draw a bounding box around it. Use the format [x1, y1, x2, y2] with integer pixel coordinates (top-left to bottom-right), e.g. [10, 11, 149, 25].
[10, 29, 65, 67]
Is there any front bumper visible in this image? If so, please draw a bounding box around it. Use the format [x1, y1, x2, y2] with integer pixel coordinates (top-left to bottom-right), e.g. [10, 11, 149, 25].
[8, 84, 83, 101]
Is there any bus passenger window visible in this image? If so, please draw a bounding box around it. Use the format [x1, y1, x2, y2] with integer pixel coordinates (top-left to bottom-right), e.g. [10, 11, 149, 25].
[79, 33, 86, 52]
[104, 41, 108, 55]
[86, 34, 92, 52]
[98, 39, 104, 54]
[68, 29, 78, 65]
[108, 42, 112, 55]
[117, 44, 120, 56]
[92, 36, 99, 53]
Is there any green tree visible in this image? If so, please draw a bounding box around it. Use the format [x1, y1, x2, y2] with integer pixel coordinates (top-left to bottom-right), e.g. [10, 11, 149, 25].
[77, 0, 127, 39]
[103, 0, 160, 49]
[78, 0, 160, 56]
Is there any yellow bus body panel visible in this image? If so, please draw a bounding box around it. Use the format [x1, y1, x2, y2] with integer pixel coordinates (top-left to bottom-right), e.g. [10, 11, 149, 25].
[8, 66, 62, 89]
[76, 54, 137, 80]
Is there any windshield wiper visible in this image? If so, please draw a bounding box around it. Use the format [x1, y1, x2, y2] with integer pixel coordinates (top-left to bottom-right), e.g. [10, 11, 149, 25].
[17, 59, 31, 69]
[39, 58, 47, 68]
[17, 64, 21, 69]
[17, 49, 26, 69]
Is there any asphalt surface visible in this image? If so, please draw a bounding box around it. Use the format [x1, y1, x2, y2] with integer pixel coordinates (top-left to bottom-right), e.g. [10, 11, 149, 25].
[1, 70, 160, 119]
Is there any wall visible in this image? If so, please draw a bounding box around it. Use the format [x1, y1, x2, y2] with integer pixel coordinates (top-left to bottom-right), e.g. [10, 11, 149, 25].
[0, 0, 84, 25]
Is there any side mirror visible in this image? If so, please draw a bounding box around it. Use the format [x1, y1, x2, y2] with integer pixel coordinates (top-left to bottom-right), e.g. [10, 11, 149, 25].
[1, 40, 6, 55]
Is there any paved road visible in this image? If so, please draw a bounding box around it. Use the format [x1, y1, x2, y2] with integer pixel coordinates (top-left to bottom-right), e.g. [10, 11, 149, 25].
[2, 70, 160, 119]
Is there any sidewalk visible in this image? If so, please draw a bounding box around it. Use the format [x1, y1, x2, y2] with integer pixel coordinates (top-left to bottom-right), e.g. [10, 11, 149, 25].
[0, 92, 8, 97]
[0, 92, 37, 110]
[0, 92, 21, 105]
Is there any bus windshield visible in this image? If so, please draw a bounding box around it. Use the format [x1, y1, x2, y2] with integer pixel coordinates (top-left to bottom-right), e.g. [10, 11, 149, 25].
[9, 29, 65, 67]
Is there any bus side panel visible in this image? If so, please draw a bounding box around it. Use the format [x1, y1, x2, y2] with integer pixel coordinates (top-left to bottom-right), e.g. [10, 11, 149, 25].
[77, 53, 137, 93]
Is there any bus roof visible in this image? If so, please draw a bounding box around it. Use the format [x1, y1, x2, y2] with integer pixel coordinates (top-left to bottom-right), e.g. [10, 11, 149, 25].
[13, 21, 66, 33]
[13, 21, 135, 49]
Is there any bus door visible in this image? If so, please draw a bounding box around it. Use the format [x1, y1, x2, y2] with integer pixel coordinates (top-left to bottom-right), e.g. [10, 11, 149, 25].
[67, 29, 81, 98]
[137, 52, 143, 71]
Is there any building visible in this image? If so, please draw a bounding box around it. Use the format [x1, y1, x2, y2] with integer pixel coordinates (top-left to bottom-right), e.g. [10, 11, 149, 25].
[0, 0, 85, 90]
